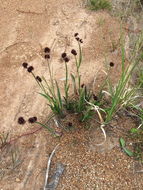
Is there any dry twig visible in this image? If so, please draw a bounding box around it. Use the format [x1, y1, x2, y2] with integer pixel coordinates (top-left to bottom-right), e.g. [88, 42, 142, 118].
[44, 144, 60, 190]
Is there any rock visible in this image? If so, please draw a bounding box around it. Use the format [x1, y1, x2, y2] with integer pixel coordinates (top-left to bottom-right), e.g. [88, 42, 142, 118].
[15, 178, 21, 182]
[134, 161, 143, 173]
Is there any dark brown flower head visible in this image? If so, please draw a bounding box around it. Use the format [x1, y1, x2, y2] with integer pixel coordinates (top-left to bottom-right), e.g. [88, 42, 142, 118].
[61, 52, 67, 58]
[81, 84, 85, 88]
[93, 94, 98, 101]
[64, 57, 70, 63]
[68, 122, 73, 127]
[109, 62, 114, 67]
[44, 47, 50, 53]
[74, 33, 79, 37]
[71, 49, 77, 56]
[27, 66, 34, 73]
[45, 54, 50, 59]
[18, 117, 26, 125]
[36, 76, 42, 82]
[22, 62, 28, 68]
[33, 117, 37, 122]
[28, 117, 36, 124]
[75, 37, 80, 41]
[80, 39, 83, 43]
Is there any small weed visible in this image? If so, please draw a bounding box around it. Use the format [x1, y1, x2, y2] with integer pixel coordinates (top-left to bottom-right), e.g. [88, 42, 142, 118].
[0, 132, 9, 149]
[11, 147, 21, 169]
[88, 0, 112, 11]
[111, 0, 143, 30]
[131, 105, 143, 129]
[96, 17, 105, 27]
[119, 137, 134, 157]
[65, 122, 75, 132]
[120, 127, 143, 161]
[84, 124, 92, 130]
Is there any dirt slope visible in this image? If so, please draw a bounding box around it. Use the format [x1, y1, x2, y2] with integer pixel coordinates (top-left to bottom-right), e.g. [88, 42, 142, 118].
[0, 0, 142, 190]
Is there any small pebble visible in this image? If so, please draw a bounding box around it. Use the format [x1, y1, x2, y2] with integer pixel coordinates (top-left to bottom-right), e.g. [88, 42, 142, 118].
[15, 178, 21, 182]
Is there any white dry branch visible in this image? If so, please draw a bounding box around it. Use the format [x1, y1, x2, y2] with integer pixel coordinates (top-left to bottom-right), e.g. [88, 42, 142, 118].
[137, 123, 143, 129]
[44, 144, 60, 190]
[84, 98, 107, 146]
[53, 117, 60, 128]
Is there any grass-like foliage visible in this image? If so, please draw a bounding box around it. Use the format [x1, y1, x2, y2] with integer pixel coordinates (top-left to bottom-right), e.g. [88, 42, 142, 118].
[22, 34, 100, 128]
[0, 132, 9, 149]
[138, 69, 143, 87]
[21, 32, 143, 142]
[119, 126, 143, 161]
[104, 33, 143, 124]
[129, 127, 143, 161]
[104, 47, 138, 124]
[88, 0, 112, 11]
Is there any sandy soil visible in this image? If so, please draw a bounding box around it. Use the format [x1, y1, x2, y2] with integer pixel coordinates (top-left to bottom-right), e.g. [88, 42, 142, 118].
[0, 0, 143, 189]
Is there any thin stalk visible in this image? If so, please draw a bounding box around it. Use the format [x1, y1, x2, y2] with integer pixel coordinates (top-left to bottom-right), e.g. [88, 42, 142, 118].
[47, 59, 55, 97]
[78, 41, 82, 68]
[64, 62, 69, 104]
[42, 77, 57, 100]
[75, 56, 81, 94]
[36, 121, 55, 135]
[31, 72, 46, 93]
[55, 80, 63, 111]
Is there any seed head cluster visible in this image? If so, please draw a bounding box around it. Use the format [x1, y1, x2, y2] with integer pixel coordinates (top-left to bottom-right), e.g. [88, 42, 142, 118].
[71, 49, 77, 56]
[28, 117, 37, 123]
[68, 122, 73, 127]
[44, 47, 51, 59]
[45, 54, 50, 59]
[44, 47, 50, 53]
[18, 117, 26, 125]
[18, 116, 37, 125]
[74, 33, 78, 37]
[36, 76, 42, 82]
[81, 84, 85, 88]
[22, 62, 34, 73]
[61, 53, 67, 58]
[22, 62, 28, 68]
[64, 57, 70, 62]
[27, 66, 34, 73]
[93, 94, 98, 101]
[29, 117, 37, 123]
[61, 52, 70, 62]
[74, 33, 83, 43]
[110, 62, 114, 67]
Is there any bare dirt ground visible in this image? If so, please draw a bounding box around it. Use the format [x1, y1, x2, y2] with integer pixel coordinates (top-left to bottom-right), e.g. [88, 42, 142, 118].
[0, 0, 143, 189]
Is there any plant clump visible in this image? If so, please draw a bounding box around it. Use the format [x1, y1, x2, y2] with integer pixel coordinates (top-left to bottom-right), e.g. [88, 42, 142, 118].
[21, 33, 102, 135]
[20, 32, 143, 155]
[88, 0, 112, 11]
